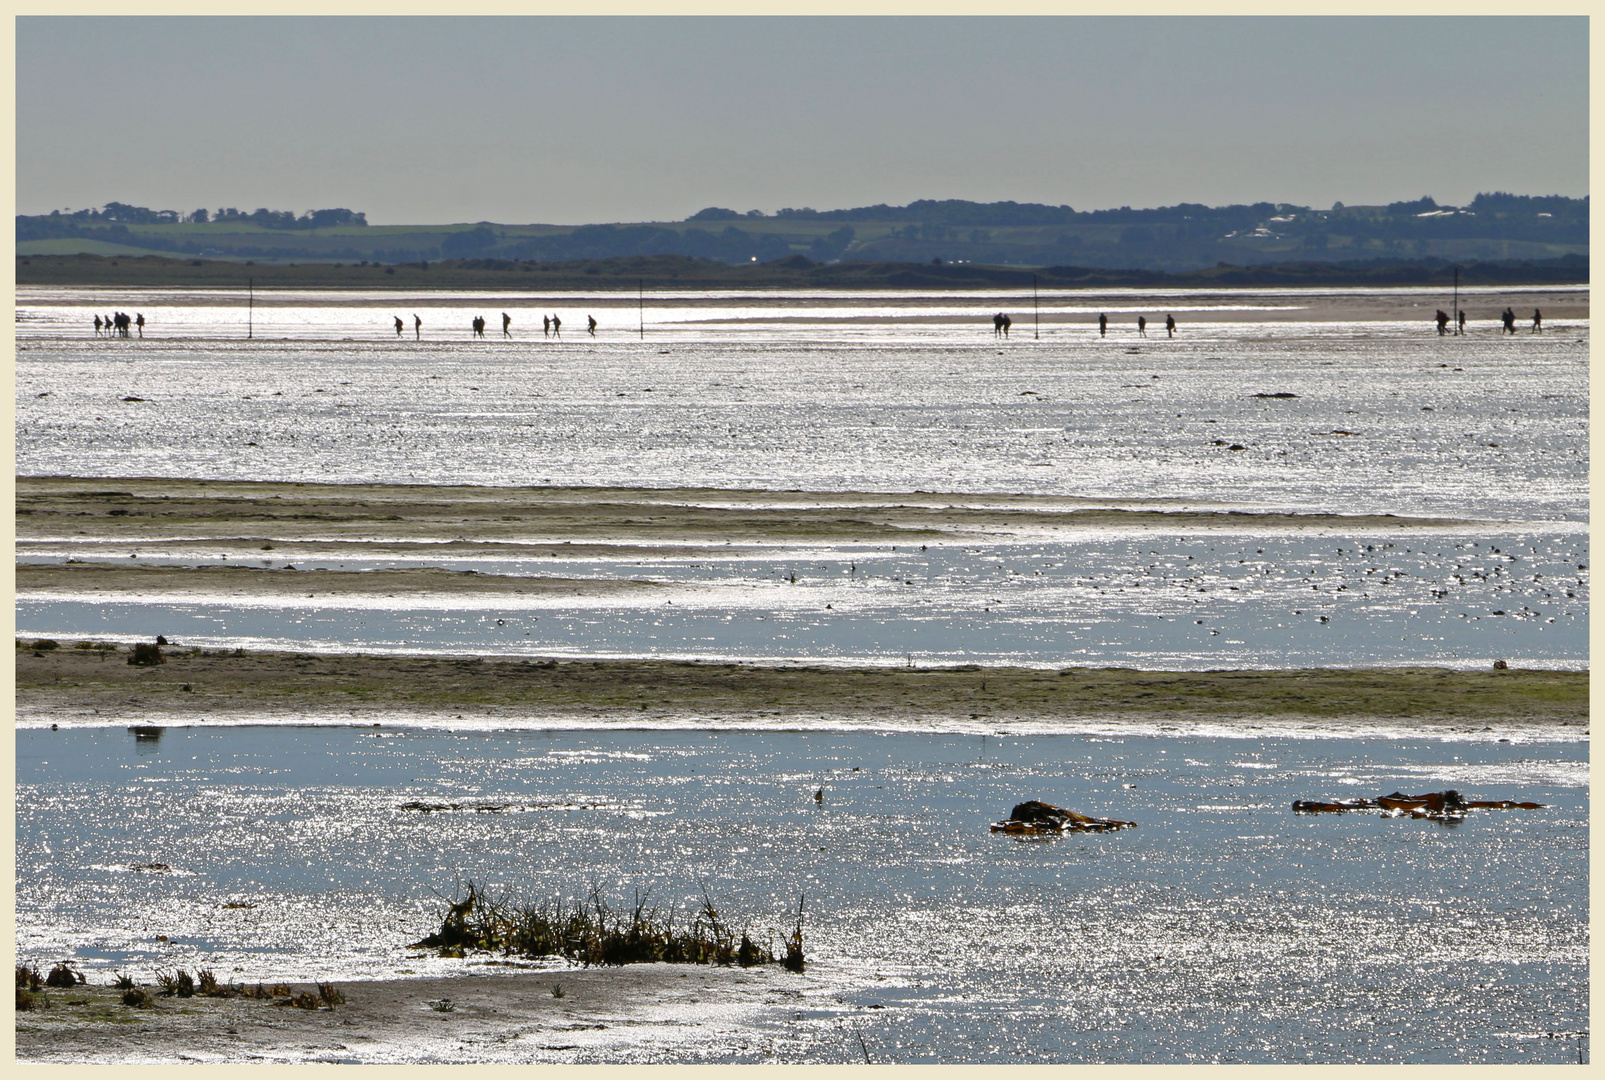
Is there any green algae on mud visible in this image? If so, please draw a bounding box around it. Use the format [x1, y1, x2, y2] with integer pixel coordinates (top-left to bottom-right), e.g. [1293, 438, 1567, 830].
[14, 646, 1587, 727]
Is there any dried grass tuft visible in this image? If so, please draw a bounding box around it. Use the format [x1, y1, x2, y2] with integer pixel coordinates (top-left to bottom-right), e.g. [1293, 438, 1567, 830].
[412, 880, 801, 970]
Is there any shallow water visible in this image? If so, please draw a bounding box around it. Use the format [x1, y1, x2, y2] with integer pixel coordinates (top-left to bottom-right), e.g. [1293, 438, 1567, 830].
[13, 286, 1590, 667]
[15, 724, 1587, 1063]
[12, 526, 1589, 668]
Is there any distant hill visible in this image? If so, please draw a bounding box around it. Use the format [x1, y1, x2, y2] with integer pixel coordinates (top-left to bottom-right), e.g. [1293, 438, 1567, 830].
[16, 194, 1588, 273]
[15, 251, 1587, 291]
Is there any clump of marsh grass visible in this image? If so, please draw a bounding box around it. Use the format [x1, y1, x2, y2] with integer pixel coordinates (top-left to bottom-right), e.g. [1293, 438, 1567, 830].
[232, 982, 293, 1000]
[783, 894, 806, 973]
[45, 962, 85, 988]
[16, 963, 43, 991]
[155, 968, 195, 998]
[413, 881, 804, 971]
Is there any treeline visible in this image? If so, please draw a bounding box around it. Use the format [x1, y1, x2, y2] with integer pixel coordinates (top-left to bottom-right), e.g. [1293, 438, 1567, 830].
[693, 193, 1588, 241]
[444, 223, 858, 263]
[18, 202, 366, 236]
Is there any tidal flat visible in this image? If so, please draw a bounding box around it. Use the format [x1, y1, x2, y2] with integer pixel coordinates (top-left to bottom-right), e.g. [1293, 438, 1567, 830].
[15, 284, 1588, 1062]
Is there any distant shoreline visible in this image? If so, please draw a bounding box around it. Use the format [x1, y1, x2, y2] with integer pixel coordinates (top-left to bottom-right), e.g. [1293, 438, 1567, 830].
[14, 252, 1590, 291]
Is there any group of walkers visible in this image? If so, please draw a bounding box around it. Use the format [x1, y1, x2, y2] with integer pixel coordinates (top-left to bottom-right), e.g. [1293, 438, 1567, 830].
[1090, 312, 1177, 338]
[1503, 307, 1541, 334]
[93, 312, 143, 337]
[393, 313, 600, 339]
[1436, 308, 1542, 335]
[992, 306, 1544, 339]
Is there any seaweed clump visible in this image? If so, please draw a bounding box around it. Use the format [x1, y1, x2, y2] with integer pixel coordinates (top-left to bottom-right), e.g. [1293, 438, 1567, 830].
[45, 962, 86, 988]
[991, 800, 1137, 834]
[413, 881, 804, 970]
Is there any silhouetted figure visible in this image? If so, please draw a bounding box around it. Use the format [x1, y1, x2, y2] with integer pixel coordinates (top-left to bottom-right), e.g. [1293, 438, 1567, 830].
[1137, 315, 1147, 338]
[94, 314, 103, 336]
[587, 315, 597, 336]
[551, 315, 562, 337]
[993, 313, 1006, 337]
[1502, 307, 1516, 334]
[1532, 308, 1542, 333]
[1435, 309, 1449, 335]
[1165, 314, 1176, 338]
[394, 316, 404, 337]
[543, 315, 550, 336]
[414, 314, 422, 340]
[115, 312, 130, 337]
[104, 314, 113, 337]
[1098, 313, 1107, 337]
[1001, 314, 1011, 337]
[136, 313, 144, 337]
[1457, 310, 1466, 335]
[472, 316, 486, 338]
[502, 312, 512, 338]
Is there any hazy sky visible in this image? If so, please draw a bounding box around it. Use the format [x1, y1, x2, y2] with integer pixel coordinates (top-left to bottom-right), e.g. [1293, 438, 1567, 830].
[17, 16, 1589, 225]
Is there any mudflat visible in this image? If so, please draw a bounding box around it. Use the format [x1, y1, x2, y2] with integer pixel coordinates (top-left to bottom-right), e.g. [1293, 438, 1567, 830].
[14, 646, 1586, 729]
[15, 964, 810, 1064]
[16, 562, 660, 600]
[16, 475, 1474, 554]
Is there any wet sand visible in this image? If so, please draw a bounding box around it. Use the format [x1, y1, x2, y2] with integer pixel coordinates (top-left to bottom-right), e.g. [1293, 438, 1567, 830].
[16, 476, 1475, 554]
[14, 646, 1586, 730]
[15, 964, 814, 1064]
[16, 562, 659, 600]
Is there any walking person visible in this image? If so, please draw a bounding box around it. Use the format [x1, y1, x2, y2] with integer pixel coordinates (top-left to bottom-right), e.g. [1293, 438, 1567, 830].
[1457, 309, 1466, 335]
[1435, 310, 1449, 335]
[1001, 314, 1011, 338]
[551, 314, 561, 337]
[543, 315, 550, 336]
[502, 312, 512, 338]
[414, 314, 422, 340]
[94, 314, 103, 336]
[1532, 308, 1542, 333]
[587, 315, 597, 336]
[1502, 307, 1517, 334]
[1137, 315, 1147, 338]
[1098, 312, 1107, 337]
[1165, 313, 1176, 338]
[135, 313, 144, 337]
[394, 316, 404, 337]
[992, 313, 1005, 337]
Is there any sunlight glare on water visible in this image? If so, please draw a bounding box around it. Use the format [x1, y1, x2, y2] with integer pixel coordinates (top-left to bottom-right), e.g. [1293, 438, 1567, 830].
[15, 725, 1588, 1063]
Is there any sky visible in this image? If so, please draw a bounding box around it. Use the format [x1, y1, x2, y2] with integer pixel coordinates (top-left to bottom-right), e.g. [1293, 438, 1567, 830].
[16, 16, 1590, 225]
